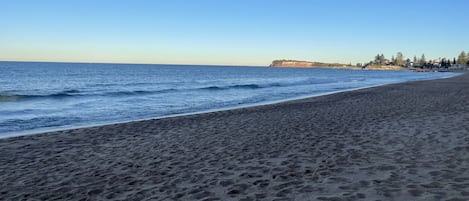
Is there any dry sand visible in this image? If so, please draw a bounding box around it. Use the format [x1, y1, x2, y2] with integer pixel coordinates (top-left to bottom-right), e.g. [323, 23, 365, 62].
[1, 73, 469, 201]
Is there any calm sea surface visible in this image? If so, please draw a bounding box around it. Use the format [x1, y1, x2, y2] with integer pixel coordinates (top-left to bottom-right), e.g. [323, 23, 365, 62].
[0, 62, 458, 137]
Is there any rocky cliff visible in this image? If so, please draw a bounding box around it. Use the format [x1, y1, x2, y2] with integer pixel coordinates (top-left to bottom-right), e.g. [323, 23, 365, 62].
[270, 60, 315, 67]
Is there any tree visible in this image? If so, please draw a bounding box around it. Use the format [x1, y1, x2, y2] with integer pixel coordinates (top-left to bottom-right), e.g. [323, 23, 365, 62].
[420, 54, 426, 65]
[465, 52, 469, 65]
[374, 54, 386, 65]
[413, 55, 417, 63]
[374, 54, 381, 64]
[457, 51, 467, 64]
[441, 58, 449, 68]
[396, 52, 404, 66]
[440, 59, 445, 67]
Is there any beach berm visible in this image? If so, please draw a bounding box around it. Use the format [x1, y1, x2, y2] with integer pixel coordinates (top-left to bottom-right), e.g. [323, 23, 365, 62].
[1, 73, 468, 201]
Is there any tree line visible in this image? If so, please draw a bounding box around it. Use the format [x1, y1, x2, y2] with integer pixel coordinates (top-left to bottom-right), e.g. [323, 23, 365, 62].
[366, 51, 469, 68]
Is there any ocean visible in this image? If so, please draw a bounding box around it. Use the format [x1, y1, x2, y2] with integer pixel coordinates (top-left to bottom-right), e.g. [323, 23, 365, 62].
[0, 61, 458, 137]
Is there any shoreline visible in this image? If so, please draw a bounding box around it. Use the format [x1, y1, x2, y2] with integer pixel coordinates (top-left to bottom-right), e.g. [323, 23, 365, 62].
[1, 72, 469, 200]
[0, 72, 460, 139]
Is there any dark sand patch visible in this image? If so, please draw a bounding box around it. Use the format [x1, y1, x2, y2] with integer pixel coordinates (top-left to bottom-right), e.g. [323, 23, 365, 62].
[1, 73, 469, 200]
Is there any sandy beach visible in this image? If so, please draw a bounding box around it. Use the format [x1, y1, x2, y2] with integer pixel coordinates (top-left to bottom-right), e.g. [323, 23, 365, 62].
[1, 73, 468, 201]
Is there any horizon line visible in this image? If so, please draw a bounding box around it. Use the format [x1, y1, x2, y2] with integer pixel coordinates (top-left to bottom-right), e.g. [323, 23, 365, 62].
[0, 60, 270, 68]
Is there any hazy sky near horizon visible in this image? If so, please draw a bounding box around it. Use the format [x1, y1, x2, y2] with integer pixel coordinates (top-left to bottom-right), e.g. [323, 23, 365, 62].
[1, 0, 469, 66]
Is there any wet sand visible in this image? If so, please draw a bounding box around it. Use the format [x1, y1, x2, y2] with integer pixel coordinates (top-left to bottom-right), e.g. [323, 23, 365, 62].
[1, 73, 469, 201]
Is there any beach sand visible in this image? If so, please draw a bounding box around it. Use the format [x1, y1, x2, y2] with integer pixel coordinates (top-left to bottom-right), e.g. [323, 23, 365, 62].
[1, 73, 469, 201]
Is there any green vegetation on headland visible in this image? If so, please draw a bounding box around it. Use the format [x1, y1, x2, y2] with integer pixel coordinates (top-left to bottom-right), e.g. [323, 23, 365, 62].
[271, 51, 469, 71]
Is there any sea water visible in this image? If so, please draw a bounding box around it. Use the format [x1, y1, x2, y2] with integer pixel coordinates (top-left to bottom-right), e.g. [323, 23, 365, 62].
[0, 61, 457, 137]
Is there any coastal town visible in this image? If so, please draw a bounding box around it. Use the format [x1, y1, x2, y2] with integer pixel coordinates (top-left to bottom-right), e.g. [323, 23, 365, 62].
[271, 51, 469, 71]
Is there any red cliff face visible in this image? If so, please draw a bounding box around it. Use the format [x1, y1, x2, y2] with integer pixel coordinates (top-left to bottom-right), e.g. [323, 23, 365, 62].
[270, 60, 315, 67]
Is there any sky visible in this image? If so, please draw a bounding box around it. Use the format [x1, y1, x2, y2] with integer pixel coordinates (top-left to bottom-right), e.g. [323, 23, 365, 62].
[1, 0, 469, 66]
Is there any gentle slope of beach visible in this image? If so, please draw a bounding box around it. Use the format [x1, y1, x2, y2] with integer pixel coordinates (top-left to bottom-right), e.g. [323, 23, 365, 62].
[1, 73, 469, 201]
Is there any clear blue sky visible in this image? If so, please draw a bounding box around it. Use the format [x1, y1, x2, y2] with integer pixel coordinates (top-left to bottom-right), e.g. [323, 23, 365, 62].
[1, 0, 468, 66]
